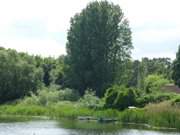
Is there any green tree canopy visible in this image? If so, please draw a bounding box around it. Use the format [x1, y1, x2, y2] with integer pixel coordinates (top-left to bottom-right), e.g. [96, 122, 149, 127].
[66, 1, 132, 96]
[0, 48, 43, 103]
[128, 58, 172, 89]
[104, 85, 137, 110]
[172, 45, 180, 87]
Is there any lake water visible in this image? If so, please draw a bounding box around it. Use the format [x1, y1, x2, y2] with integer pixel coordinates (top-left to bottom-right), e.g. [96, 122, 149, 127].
[0, 119, 179, 135]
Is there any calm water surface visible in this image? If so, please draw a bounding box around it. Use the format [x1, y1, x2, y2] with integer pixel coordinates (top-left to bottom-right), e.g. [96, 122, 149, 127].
[0, 119, 179, 135]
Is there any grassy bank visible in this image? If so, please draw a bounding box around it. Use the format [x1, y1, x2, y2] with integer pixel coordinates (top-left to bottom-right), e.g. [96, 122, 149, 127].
[0, 101, 180, 130]
[0, 102, 117, 119]
[1, 85, 180, 130]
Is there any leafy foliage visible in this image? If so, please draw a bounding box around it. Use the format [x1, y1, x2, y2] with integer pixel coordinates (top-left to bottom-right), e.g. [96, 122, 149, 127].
[66, 1, 132, 96]
[141, 58, 172, 79]
[104, 85, 137, 110]
[0, 47, 68, 103]
[20, 86, 79, 106]
[0, 48, 43, 103]
[136, 93, 174, 107]
[79, 90, 104, 109]
[129, 58, 172, 89]
[144, 75, 169, 93]
[172, 45, 180, 87]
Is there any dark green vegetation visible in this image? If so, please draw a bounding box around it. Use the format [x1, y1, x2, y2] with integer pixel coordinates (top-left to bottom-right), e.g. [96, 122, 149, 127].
[66, 1, 132, 96]
[104, 85, 137, 110]
[172, 45, 180, 87]
[0, 47, 66, 103]
[0, 0, 180, 131]
[0, 47, 42, 103]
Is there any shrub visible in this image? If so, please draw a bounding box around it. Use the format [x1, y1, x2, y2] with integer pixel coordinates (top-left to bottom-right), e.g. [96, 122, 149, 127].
[20, 86, 80, 106]
[38, 88, 60, 105]
[104, 85, 137, 110]
[79, 89, 104, 109]
[144, 75, 169, 93]
[136, 93, 173, 107]
[59, 88, 80, 101]
[20, 93, 39, 105]
[20, 88, 60, 106]
[171, 95, 180, 107]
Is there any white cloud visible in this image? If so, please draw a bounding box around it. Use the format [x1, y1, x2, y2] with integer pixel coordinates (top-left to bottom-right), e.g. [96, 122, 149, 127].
[118, 0, 180, 27]
[134, 28, 180, 44]
[0, 0, 179, 59]
[2, 39, 66, 57]
[132, 49, 176, 60]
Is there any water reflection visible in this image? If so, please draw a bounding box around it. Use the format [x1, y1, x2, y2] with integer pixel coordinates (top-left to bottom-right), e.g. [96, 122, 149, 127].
[58, 119, 179, 135]
[0, 119, 179, 135]
[58, 118, 123, 132]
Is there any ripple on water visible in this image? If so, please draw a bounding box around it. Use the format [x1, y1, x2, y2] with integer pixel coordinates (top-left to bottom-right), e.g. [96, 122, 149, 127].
[0, 120, 179, 135]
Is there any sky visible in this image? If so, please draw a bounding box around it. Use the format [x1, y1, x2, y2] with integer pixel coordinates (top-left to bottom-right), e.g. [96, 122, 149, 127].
[0, 0, 179, 60]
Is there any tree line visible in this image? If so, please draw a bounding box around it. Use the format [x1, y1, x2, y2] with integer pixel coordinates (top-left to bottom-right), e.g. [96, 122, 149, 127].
[0, 47, 66, 103]
[0, 1, 179, 104]
[0, 46, 174, 103]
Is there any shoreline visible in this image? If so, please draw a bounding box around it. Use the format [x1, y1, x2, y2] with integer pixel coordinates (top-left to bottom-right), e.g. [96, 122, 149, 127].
[0, 114, 179, 132]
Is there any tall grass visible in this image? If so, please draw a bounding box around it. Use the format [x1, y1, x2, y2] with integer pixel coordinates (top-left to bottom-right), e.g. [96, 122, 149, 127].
[0, 103, 124, 120]
[1, 86, 180, 130]
[145, 101, 180, 129]
[0, 105, 48, 116]
[1, 101, 180, 129]
[119, 108, 147, 124]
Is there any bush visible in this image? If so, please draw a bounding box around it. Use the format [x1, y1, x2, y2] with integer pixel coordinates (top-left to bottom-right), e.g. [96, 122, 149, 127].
[79, 90, 104, 109]
[144, 75, 169, 93]
[171, 95, 180, 107]
[38, 88, 60, 105]
[0, 49, 43, 103]
[104, 85, 137, 110]
[20, 88, 60, 106]
[136, 93, 173, 107]
[20, 86, 80, 106]
[20, 93, 39, 105]
[59, 88, 80, 101]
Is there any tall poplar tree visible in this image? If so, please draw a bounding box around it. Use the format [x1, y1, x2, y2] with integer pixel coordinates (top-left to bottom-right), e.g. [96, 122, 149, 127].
[66, 1, 132, 96]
